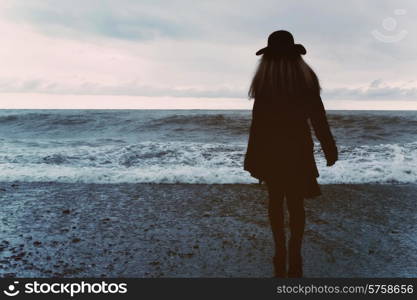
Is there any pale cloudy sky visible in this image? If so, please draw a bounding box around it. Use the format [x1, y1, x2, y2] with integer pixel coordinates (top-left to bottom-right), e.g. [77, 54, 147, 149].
[0, 0, 416, 109]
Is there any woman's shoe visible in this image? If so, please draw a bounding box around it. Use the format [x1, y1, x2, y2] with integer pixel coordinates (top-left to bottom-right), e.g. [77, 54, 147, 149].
[288, 263, 303, 277]
[288, 249, 303, 277]
[272, 253, 286, 278]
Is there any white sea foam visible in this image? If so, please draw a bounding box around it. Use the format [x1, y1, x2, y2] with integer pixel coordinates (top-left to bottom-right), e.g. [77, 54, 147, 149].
[0, 141, 415, 184]
[317, 142, 417, 184]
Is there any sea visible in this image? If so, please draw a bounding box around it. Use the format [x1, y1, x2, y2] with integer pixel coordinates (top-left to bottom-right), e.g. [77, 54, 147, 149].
[0, 109, 415, 184]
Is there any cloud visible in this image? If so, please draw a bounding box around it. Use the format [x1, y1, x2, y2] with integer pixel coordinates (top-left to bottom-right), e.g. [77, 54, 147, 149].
[6, 1, 416, 47]
[4, 0, 202, 41]
[0, 0, 416, 107]
[0, 77, 246, 98]
[2, 77, 416, 101]
[324, 80, 417, 100]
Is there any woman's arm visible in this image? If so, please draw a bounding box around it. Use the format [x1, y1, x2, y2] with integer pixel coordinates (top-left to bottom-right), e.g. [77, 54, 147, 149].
[244, 99, 265, 180]
[309, 95, 338, 166]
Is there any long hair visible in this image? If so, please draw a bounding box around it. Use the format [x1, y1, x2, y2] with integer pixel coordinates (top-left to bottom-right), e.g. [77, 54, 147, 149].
[248, 53, 321, 102]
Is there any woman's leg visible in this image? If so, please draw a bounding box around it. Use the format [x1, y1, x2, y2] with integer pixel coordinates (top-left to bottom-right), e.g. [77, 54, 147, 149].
[265, 180, 286, 277]
[286, 192, 305, 277]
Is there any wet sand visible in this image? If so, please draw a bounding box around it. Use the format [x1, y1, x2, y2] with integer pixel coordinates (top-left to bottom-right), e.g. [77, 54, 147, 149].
[0, 182, 416, 278]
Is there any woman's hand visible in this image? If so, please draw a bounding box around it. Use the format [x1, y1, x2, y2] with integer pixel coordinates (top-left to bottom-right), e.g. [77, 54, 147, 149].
[326, 159, 337, 166]
[326, 150, 338, 166]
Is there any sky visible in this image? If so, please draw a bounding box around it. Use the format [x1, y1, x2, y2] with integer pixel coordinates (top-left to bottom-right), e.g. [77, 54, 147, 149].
[0, 0, 416, 109]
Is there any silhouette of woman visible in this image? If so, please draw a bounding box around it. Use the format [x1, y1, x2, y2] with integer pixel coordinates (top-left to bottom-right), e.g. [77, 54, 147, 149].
[244, 30, 338, 278]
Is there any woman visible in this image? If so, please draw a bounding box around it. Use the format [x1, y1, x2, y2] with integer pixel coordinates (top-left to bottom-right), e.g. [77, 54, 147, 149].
[244, 30, 338, 278]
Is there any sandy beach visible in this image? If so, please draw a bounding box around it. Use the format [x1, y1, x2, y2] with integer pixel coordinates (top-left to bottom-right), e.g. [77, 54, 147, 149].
[0, 182, 416, 278]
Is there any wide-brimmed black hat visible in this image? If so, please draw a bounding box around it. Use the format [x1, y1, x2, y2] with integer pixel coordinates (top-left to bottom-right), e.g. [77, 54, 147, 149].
[256, 30, 306, 56]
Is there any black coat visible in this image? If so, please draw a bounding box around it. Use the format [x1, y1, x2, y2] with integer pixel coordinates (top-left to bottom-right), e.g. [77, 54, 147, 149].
[244, 93, 338, 198]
